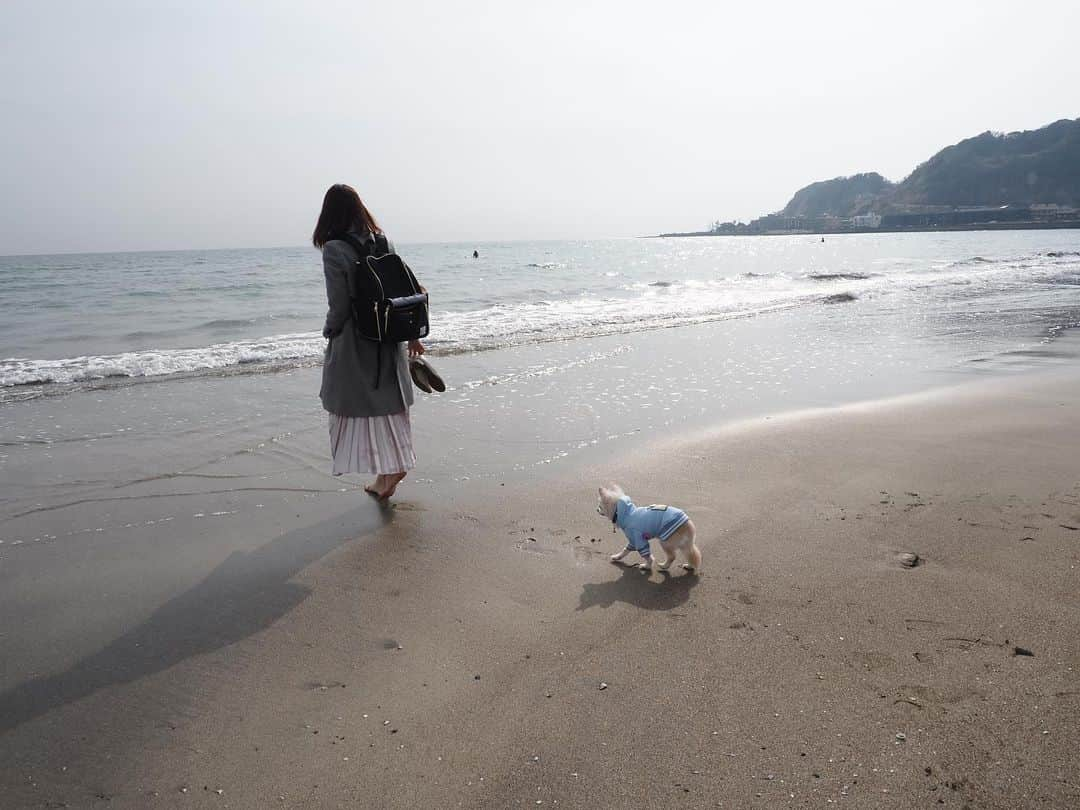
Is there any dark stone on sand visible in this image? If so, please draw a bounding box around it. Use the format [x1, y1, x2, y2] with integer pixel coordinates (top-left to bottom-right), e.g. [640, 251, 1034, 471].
[899, 552, 920, 568]
[1013, 646, 1034, 657]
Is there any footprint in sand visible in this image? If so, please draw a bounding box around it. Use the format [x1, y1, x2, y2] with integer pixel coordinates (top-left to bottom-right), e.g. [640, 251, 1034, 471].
[514, 541, 552, 557]
[572, 546, 602, 563]
[859, 651, 898, 672]
[896, 684, 945, 709]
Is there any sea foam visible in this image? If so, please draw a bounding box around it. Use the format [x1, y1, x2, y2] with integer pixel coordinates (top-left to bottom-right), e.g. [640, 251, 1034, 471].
[0, 332, 324, 387]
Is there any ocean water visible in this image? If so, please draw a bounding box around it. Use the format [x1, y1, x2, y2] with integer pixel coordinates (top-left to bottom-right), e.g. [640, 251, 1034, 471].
[3, 228, 1080, 557]
[3, 231, 1079, 402]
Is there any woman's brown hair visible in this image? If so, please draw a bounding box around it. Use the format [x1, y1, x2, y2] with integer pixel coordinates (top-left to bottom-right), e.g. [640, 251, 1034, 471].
[312, 184, 382, 248]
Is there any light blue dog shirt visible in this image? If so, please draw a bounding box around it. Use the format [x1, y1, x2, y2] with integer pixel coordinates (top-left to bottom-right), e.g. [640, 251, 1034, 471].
[614, 496, 689, 559]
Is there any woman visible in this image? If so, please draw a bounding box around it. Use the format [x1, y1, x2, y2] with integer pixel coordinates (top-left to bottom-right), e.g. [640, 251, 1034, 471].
[313, 184, 424, 500]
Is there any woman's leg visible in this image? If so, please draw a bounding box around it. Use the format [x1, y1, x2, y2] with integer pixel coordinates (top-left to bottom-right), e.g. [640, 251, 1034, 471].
[374, 409, 414, 500]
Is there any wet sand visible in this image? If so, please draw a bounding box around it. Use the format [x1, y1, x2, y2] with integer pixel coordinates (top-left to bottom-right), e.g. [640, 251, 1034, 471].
[2, 366, 1080, 808]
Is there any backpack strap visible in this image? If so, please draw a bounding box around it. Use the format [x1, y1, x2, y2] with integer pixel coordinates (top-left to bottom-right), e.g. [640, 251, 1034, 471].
[371, 233, 390, 257]
[337, 231, 374, 259]
[337, 232, 392, 265]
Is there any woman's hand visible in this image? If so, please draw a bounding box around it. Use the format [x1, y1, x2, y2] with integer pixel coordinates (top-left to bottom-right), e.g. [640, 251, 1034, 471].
[408, 340, 425, 357]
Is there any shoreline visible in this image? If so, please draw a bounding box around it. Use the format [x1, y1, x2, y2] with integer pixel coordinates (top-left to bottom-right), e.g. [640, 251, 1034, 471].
[652, 222, 1080, 238]
[2, 361, 1079, 807]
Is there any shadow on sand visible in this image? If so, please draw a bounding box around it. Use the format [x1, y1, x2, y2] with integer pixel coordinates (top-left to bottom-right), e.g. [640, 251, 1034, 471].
[576, 563, 700, 612]
[0, 504, 389, 734]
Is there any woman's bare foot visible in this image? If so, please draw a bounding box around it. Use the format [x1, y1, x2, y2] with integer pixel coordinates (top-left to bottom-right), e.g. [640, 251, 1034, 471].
[378, 472, 407, 500]
[364, 475, 386, 496]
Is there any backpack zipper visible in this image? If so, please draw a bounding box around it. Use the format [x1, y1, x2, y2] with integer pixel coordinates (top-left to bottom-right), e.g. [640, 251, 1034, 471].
[366, 259, 386, 299]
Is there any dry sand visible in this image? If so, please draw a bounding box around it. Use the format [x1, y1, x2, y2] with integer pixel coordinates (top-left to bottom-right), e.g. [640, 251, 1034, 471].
[2, 369, 1079, 808]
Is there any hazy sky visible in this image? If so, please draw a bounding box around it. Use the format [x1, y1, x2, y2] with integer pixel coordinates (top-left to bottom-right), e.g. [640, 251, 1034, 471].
[2, 1, 1078, 254]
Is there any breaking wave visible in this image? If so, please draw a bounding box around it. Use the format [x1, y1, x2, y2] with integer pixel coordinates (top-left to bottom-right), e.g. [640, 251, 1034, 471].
[4, 242, 1079, 395]
[1, 333, 323, 388]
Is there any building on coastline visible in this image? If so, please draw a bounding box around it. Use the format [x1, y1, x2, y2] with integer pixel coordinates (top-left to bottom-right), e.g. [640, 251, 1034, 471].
[880, 205, 1033, 229]
[684, 204, 1079, 237]
[1029, 203, 1079, 221]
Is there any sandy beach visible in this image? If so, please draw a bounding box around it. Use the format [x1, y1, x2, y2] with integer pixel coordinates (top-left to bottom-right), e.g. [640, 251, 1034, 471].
[2, 358, 1078, 809]
[3, 2, 1079, 806]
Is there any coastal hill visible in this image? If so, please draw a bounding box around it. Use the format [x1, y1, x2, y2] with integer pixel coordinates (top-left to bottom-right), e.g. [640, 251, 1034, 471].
[891, 117, 1080, 209]
[676, 117, 1080, 236]
[780, 117, 1080, 217]
[780, 172, 895, 218]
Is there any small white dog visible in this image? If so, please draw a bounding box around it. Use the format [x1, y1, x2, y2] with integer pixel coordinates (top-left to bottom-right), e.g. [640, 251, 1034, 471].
[597, 484, 701, 573]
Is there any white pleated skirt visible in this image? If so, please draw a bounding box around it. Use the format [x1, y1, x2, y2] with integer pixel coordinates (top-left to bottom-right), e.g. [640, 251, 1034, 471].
[328, 410, 416, 476]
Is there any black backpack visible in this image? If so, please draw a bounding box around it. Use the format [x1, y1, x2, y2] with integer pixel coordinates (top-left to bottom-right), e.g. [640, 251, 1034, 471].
[339, 232, 429, 344]
[338, 232, 429, 386]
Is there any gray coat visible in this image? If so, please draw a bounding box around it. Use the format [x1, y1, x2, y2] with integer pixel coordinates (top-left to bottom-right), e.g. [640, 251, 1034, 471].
[318, 232, 415, 417]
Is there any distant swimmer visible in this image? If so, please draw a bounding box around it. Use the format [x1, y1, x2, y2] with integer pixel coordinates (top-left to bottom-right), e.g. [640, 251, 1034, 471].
[473, 249, 479, 258]
[821, 237, 825, 243]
